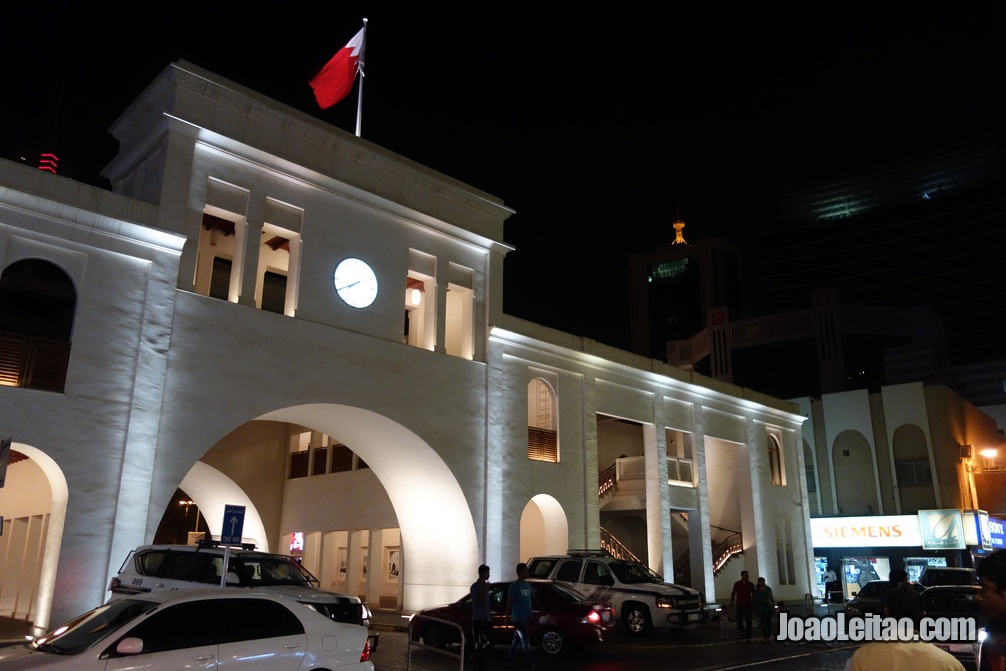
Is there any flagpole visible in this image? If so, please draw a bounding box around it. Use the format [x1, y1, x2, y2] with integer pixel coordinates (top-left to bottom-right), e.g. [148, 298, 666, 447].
[355, 18, 367, 137]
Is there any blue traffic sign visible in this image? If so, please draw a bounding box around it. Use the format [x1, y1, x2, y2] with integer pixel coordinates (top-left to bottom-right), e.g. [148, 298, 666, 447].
[221, 504, 246, 545]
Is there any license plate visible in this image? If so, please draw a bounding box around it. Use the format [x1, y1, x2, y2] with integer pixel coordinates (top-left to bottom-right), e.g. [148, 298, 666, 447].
[687, 612, 700, 621]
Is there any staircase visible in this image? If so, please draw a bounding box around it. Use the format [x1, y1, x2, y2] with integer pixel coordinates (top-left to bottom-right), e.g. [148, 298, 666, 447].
[672, 532, 744, 587]
[599, 527, 641, 562]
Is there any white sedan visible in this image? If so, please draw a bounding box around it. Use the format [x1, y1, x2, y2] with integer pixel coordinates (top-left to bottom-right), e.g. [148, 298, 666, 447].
[0, 589, 374, 670]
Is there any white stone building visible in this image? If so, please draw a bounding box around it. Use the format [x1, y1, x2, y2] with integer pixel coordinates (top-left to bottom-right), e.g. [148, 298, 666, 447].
[0, 62, 810, 633]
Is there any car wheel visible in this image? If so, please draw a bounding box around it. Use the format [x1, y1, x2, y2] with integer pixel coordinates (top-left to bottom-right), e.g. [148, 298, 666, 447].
[540, 628, 565, 655]
[625, 605, 652, 634]
[423, 624, 446, 649]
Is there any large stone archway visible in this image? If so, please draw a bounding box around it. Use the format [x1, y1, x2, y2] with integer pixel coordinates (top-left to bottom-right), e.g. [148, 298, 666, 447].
[258, 404, 480, 611]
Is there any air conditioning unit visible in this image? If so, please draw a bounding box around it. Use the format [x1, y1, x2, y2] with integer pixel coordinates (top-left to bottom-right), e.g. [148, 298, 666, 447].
[960, 444, 974, 460]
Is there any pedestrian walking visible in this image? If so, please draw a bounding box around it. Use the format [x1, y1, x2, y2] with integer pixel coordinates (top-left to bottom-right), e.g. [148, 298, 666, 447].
[730, 570, 755, 642]
[754, 577, 774, 644]
[471, 564, 492, 671]
[506, 562, 539, 668]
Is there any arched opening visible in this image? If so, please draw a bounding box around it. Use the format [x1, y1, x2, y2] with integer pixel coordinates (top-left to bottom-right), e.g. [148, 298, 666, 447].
[519, 494, 568, 562]
[168, 404, 479, 612]
[892, 424, 936, 513]
[832, 430, 878, 515]
[0, 259, 76, 392]
[0, 443, 69, 635]
[161, 462, 271, 550]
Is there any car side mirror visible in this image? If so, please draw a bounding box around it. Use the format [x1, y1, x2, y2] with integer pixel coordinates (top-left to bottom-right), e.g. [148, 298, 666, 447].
[116, 637, 144, 655]
[226, 571, 241, 585]
[851, 591, 858, 597]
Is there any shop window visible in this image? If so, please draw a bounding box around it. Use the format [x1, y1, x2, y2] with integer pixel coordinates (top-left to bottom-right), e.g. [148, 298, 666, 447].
[528, 378, 558, 462]
[0, 258, 75, 392]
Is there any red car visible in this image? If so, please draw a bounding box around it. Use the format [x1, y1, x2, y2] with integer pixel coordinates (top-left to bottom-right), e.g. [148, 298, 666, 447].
[411, 579, 615, 655]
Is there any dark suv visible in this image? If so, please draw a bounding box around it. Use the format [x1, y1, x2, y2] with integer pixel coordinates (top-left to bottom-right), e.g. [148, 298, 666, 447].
[918, 567, 978, 587]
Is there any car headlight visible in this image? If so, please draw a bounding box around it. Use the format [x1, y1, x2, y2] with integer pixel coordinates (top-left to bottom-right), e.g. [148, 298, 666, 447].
[656, 596, 673, 609]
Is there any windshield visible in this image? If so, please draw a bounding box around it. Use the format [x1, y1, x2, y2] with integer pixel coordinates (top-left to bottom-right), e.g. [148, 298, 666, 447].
[31, 599, 158, 655]
[240, 555, 319, 586]
[609, 560, 663, 584]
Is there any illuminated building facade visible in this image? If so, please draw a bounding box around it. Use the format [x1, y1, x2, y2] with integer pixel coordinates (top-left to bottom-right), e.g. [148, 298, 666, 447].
[0, 62, 810, 633]
[799, 381, 1006, 599]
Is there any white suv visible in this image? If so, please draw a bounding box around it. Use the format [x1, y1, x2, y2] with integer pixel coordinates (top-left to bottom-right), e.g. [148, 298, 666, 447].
[527, 551, 707, 634]
[108, 542, 377, 648]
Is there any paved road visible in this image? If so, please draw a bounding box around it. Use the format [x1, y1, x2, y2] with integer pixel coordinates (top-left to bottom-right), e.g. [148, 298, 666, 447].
[372, 624, 861, 671]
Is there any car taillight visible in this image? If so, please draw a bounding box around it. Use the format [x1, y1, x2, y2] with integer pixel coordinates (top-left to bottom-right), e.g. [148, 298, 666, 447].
[360, 638, 371, 663]
[587, 610, 600, 623]
[108, 577, 121, 592]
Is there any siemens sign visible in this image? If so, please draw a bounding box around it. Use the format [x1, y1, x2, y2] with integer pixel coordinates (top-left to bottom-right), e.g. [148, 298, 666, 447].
[811, 515, 923, 548]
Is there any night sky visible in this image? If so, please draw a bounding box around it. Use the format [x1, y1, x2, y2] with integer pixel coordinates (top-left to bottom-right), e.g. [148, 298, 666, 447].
[2, 4, 1004, 363]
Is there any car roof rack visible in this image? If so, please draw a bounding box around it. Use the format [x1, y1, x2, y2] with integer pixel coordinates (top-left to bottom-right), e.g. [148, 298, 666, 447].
[565, 549, 613, 557]
[197, 538, 257, 551]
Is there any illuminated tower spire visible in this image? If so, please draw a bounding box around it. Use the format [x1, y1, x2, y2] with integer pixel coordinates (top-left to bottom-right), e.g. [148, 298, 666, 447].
[671, 205, 688, 245]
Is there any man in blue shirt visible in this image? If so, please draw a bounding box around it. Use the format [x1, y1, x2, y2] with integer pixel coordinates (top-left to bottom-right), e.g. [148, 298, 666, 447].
[506, 562, 538, 668]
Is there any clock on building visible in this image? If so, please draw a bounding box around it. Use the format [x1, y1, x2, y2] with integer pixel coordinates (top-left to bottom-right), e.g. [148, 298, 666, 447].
[333, 257, 378, 308]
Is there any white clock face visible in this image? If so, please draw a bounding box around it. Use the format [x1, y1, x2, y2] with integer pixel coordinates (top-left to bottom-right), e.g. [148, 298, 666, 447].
[333, 258, 378, 308]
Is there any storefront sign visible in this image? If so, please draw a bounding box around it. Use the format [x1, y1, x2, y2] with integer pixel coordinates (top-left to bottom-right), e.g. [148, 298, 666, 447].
[919, 509, 966, 550]
[963, 510, 994, 550]
[989, 516, 1006, 550]
[811, 515, 922, 548]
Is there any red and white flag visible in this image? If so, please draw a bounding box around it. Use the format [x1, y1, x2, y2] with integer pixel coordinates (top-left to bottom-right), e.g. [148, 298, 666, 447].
[309, 27, 365, 109]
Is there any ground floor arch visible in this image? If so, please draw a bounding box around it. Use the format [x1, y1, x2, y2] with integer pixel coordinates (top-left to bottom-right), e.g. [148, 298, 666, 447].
[519, 494, 568, 562]
[0, 443, 68, 635]
[256, 404, 480, 611]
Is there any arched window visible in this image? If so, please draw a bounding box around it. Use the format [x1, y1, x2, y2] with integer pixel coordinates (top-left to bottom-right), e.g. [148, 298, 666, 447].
[527, 378, 558, 462]
[892, 424, 936, 513]
[768, 435, 784, 486]
[0, 259, 75, 391]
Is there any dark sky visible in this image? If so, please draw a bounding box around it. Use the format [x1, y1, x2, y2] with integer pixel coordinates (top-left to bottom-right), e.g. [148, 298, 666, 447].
[2, 4, 1004, 358]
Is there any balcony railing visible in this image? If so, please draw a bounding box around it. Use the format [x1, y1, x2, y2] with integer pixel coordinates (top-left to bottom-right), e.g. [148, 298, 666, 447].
[0, 332, 70, 392]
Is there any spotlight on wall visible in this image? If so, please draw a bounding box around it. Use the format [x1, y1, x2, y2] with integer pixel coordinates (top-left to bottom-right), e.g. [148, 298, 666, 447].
[409, 288, 421, 306]
[980, 448, 998, 459]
